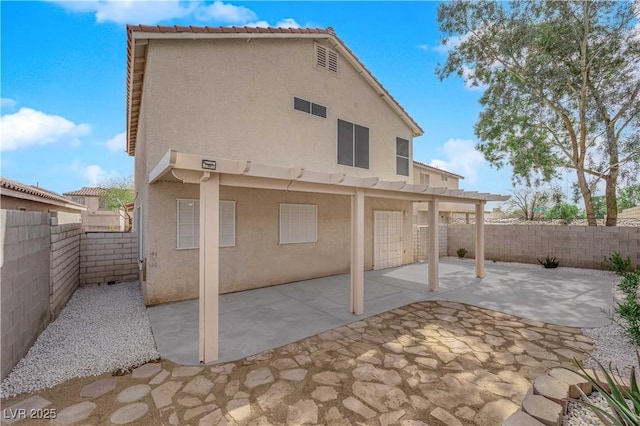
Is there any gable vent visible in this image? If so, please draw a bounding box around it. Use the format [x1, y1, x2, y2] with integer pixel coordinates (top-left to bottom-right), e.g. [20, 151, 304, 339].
[315, 43, 338, 74]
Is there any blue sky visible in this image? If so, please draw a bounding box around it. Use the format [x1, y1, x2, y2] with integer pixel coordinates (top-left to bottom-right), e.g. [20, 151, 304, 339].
[1, 0, 515, 200]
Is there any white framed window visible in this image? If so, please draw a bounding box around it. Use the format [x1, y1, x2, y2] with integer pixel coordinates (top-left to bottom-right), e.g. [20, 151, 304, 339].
[420, 172, 430, 186]
[177, 199, 236, 249]
[177, 199, 200, 249]
[279, 204, 317, 244]
[219, 201, 236, 247]
[396, 137, 410, 176]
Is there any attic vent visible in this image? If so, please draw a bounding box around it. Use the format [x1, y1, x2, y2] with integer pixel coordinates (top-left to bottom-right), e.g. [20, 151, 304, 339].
[315, 43, 338, 74]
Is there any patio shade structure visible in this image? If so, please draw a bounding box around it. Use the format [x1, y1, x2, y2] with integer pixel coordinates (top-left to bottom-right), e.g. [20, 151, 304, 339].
[149, 149, 509, 363]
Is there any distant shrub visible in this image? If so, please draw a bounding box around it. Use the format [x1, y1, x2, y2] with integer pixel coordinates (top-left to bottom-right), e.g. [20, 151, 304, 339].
[604, 252, 633, 275]
[537, 255, 559, 269]
[457, 248, 467, 258]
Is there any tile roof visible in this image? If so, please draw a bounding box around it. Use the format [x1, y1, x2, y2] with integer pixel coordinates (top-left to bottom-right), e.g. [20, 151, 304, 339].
[62, 187, 107, 197]
[413, 160, 465, 179]
[126, 25, 424, 156]
[0, 177, 87, 208]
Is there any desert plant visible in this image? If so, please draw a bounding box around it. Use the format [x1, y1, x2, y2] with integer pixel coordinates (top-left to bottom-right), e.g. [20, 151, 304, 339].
[616, 297, 640, 346]
[619, 272, 640, 297]
[456, 248, 467, 258]
[569, 357, 640, 426]
[537, 255, 559, 269]
[605, 252, 633, 275]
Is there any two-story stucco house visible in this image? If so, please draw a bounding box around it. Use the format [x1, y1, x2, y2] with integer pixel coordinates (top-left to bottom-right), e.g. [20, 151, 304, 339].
[63, 187, 127, 231]
[126, 25, 506, 362]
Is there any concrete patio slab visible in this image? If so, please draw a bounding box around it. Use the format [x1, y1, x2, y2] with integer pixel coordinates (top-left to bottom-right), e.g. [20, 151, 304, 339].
[147, 259, 613, 365]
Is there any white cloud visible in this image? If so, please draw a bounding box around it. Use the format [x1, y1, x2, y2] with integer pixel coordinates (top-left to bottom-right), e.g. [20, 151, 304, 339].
[429, 139, 487, 185]
[69, 161, 120, 186]
[54, 0, 272, 26]
[195, 1, 256, 23]
[84, 164, 119, 186]
[54, 0, 306, 28]
[1, 98, 16, 109]
[275, 18, 301, 29]
[1, 107, 90, 151]
[54, 0, 193, 25]
[106, 132, 126, 152]
[419, 34, 470, 55]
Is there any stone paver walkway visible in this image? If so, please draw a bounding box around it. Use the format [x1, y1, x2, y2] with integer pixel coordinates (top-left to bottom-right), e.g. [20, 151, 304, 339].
[1, 301, 593, 425]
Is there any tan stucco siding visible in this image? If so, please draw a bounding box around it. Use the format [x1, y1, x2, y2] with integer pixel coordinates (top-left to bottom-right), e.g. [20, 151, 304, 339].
[141, 38, 414, 183]
[141, 184, 414, 306]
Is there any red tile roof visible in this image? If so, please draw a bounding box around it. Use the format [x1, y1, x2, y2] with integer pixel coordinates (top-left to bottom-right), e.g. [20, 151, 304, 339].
[62, 187, 107, 197]
[1, 177, 87, 208]
[126, 25, 424, 156]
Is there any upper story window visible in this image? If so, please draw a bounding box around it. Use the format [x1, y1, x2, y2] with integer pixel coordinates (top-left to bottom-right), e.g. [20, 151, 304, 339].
[98, 197, 109, 210]
[396, 137, 410, 176]
[293, 97, 327, 118]
[315, 43, 338, 74]
[441, 175, 449, 182]
[337, 119, 369, 169]
[70, 196, 85, 205]
[420, 172, 430, 186]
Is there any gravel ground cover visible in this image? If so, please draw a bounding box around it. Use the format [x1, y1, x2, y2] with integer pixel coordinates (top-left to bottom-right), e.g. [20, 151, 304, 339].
[563, 269, 640, 426]
[0, 281, 159, 398]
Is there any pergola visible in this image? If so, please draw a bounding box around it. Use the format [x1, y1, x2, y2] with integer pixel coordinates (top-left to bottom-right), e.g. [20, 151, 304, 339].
[150, 149, 509, 363]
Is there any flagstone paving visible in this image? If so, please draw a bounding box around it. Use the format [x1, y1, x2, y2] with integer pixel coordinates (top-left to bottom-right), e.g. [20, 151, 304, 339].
[0, 301, 592, 425]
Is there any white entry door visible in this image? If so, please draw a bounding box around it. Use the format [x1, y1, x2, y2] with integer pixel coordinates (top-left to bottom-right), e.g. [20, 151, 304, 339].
[374, 211, 403, 270]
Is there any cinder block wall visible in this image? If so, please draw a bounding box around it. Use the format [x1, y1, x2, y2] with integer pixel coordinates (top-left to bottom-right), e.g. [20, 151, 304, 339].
[447, 224, 640, 269]
[0, 211, 51, 380]
[80, 232, 138, 285]
[413, 224, 448, 262]
[50, 223, 82, 319]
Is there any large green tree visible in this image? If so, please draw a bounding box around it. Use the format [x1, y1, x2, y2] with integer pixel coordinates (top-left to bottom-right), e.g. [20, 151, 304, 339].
[437, 0, 640, 226]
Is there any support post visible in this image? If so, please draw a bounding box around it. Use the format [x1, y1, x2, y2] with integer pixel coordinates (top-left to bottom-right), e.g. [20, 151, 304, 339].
[199, 173, 220, 363]
[475, 201, 485, 278]
[350, 188, 364, 315]
[428, 198, 439, 291]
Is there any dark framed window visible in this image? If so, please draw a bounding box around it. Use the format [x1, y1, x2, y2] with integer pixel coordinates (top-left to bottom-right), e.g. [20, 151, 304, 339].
[338, 119, 369, 169]
[294, 97, 327, 118]
[396, 137, 410, 176]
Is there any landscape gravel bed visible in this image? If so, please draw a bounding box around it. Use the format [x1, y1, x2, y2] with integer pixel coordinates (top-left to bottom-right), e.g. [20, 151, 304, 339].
[0, 281, 159, 398]
[563, 268, 639, 426]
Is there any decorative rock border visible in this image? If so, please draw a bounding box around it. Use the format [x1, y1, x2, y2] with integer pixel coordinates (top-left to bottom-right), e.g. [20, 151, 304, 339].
[503, 367, 630, 426]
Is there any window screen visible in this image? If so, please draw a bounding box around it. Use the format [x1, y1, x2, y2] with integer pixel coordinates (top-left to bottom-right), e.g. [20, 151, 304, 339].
[177, 199, 200, 249]
[311, 103, 327, 118]
[177, 199, 236, 249]
[337, 119, 369, 169]
[337, 119, 354, 166]
[219, 201, 236, 247]
[279, 204, 317, 244]
[355, 125, 369, 169]
[294, 97, 311, 113]
[396, 137, 410, 176]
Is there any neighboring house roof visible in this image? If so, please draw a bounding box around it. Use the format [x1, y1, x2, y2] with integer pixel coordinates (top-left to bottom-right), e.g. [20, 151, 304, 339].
[126, 25, 424, 156]
[63, 187, 107, 197]
[0, 177, 87, 210]
[413, 160, 465, 179]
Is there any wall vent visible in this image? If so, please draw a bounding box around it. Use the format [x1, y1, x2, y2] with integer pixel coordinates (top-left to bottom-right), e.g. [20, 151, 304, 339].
[315, 43, 338, 74]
